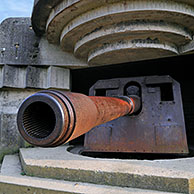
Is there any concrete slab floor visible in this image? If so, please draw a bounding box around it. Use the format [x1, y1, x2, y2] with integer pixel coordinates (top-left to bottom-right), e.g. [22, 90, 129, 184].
[19, 146, 194, 193]
[0, 155, 179, 194]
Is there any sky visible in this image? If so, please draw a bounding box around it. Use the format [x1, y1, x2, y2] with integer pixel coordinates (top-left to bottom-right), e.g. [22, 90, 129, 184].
[0, 0, 34, 23]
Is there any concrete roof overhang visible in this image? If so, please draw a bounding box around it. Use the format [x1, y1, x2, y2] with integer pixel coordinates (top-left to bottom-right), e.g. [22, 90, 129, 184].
[32, 0, 194, 67]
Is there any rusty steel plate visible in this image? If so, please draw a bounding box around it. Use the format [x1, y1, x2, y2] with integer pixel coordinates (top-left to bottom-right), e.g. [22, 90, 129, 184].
[84, 75, 189, 154]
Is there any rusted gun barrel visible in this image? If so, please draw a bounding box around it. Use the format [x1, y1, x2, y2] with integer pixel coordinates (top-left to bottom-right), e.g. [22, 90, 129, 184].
[17, 90, 140, 147]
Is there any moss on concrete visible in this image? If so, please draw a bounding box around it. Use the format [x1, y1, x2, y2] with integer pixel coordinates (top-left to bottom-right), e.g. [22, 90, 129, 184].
[0, 147, 19, 163]
[0, 142, 33, 163]
[22, 163, 189, 193]
[0, 182, 72, 194]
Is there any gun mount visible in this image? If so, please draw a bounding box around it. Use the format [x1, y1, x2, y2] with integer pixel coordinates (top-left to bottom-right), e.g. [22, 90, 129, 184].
[17, 76, 188, 154]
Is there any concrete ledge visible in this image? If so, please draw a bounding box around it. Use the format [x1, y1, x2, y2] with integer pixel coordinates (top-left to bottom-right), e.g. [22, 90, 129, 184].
[0, 155, 177, 194]
[20, 146, 194, 193]
[0, 65, 70, 90]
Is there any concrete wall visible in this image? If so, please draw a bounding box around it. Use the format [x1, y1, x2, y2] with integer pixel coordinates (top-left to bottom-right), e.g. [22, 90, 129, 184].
[0, 17, 87, 68]
[0, 89, 39, 161]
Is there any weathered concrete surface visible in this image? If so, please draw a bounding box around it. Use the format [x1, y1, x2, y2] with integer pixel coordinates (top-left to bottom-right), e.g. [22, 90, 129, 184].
[38, 37, 87, 68]
[0, 155, 179, 194]
[0, 18, 87, 68]
[0, 89, 41, 162]
[0, 155, 21, 175]
[0, 65, 70, 89]
[31, 0, 194, 66]
[32, 0, 63, 35]
[20, 146, 194, 193]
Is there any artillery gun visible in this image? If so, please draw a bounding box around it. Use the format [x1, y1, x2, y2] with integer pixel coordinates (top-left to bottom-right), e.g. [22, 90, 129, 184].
[17, 76, 189, 154]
